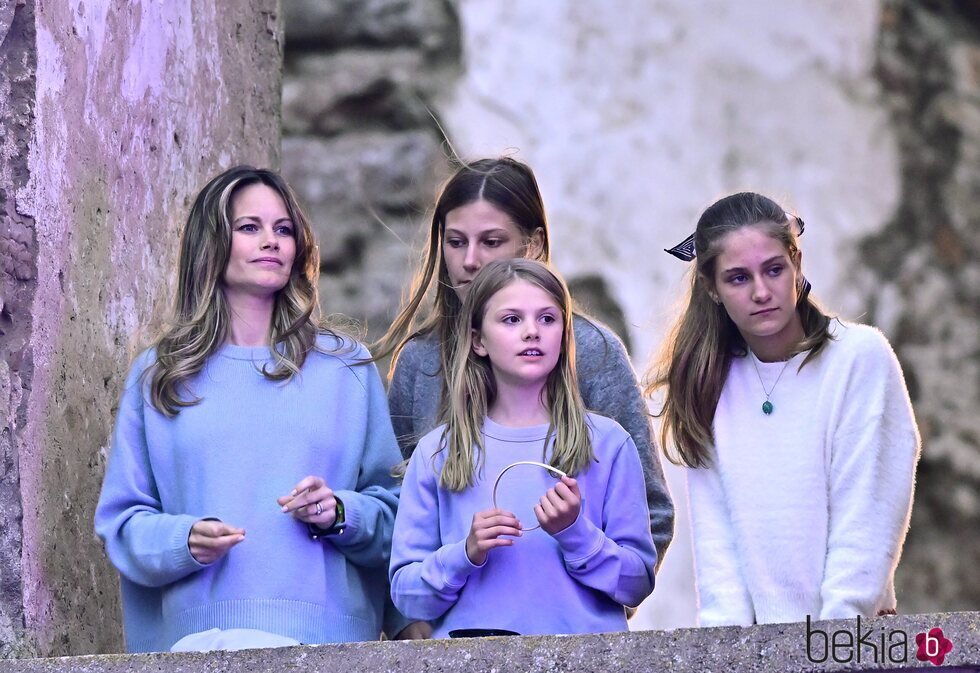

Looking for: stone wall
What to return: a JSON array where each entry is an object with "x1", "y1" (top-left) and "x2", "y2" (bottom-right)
[
  {"x1": 2, "y1": 612, "x2": 979, "y2": 672},
  {"x1": 0, "y1": 0, "x2": 283, "y2": 657},
  {"x1": 870, "y1": 0, "x2": 980, "y2": 613},
  {"x1": 280, "y1": 0, "x2": 460, "y2": 343}
]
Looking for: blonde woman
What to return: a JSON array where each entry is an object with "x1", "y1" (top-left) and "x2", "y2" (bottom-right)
[
  {"x1": 390, "y1": 260, "x2": 656, "y2": 637},
  {"x1": 95, "y1": 166, "x2": 403, "y2": 651}
]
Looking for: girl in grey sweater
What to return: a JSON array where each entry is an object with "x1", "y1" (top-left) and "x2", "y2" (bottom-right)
[{"x1": 374, "y1": 157, "x2": 674, "y2": 564}]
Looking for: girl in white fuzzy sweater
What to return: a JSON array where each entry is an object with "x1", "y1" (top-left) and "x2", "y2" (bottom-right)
[{"x1": 648, "y1": 192, "x2": 920, "y2": 626}]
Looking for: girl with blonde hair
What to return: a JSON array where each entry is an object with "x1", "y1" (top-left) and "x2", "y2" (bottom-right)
[
  {"x1": 390, "y1": 259, "x2": 656, "y2": 637},
  {"x1": 376, "y1": 157, "x2": 674, "y2": 561}
]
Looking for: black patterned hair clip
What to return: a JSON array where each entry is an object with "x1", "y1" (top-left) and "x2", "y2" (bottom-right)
[{"x1": 664, "y1": 233, "x2": 696, "y2": 261}]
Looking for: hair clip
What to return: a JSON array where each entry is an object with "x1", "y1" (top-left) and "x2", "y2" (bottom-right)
[
  {"x1": 664, "y1": 233, "x2": 696, "y2": 261},
  {"x1": 664, "y1": 212, "x2": 805, "y2": 262}
]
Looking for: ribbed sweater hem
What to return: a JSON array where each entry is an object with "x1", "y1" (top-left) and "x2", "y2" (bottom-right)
[{"x1": 169, "y1": 599, "x2": 377, "y2": 646}]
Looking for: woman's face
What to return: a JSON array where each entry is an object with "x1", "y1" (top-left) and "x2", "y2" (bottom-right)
[
  {"x1": 442, "y1": 200, "x2": 543, "y2": 299},
  {"x1": 711, "y1": 224, "x2": 804, "y2": 361},
  {"x1": 223, "y1": 183, "x2": 297, "y2": 301}
]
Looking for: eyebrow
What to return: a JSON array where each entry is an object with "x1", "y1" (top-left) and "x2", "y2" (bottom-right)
[
  {"x1": 232, "y1": 215, "x2": 294, "y2": 225},
  {"x1": 444, "y1": 227, "x2": 511, "y2": 237},
  {"x1": 494, "y1": 306, "x2": 560, "y2": 314},
  {"x1": 721, "y1": 255, "x2": 786, "y2": 274}
]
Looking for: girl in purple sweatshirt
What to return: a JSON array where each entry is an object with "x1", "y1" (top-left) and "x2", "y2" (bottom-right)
[{"x1": 390, "y1": 259, "x2": 656, "y2": 637}]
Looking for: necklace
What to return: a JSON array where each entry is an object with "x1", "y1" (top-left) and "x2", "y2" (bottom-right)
[{"x1": 750, "y1": 353, "x2": 793, "y2": 415}]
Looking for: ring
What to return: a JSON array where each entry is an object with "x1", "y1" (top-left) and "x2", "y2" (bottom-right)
[{"x1": 315, "y1": 502, "x2": 323, "y2": 516}]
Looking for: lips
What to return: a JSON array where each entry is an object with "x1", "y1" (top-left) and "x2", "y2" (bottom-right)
[
  {"x1": 751, "y1": 307, "x2": 778, "y2": 316},
  {"x1": 252, "y1": 257, "x2": 283, "y2": 265},
  {"x1": 519, "y1": 348, "x2": 543, "y2": 356}
]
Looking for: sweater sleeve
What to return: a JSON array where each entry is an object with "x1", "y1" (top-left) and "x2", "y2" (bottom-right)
[
  {"x1": 551, "y1": 434, "x2": 657, "y2": 607},
  {"x1": 687, "y1": 464, "x2": 755, "y2": 626},
  {"x1": 574, "y1": 318, "x2": 675, "y2": 566},
  {"x1": 328, "y1": 358, "x2": 403, "y2": 568},
  {"x1": 389, "y1": 438, "x2": 481, "y2": 621},
  {"x1": 94, "y1": 356, "x2": 209, "y2": 588},
  {"x1": 819, "y1": 330, "x2": 920, "y2": 619},
  {"x1": 388, "y1": 340, "x2": 421, "y2": 461}
]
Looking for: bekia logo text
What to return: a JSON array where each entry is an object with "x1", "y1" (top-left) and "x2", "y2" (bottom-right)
[{"x1": 805, "y1": 616, "x2": 954, "y2": 666}]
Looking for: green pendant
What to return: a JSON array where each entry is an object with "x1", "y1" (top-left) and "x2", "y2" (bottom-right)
[{"x1": 762, "y1": 400, "x2": 774, "y2": 415}]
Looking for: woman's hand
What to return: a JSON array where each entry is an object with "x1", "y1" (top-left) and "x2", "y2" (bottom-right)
[
  {"x1": 465, "y1": 508, "x2": 522, "y2": 566},
  {"x1": 278, "y1": 475, "x2": 337, "y2": 529},
  {"x1": 535, "y1": 476, "x2": 581, "y2": 536},
  {"x1": 188, "y1": 520, "x2": 245, "y2": 564}
]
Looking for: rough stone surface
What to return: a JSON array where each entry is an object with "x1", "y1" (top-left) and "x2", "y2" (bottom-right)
[
  {"x1": 0, "y1": 0, "x2": 38, "y2": 659},
  {"x1": 0, "y1": 0, "x2": 283, "y2": 657},
  {"x1": 283, "y1": 0, "x2": 460, "y2": 55},
  {"x1": 281, "y1": 0, "x2": 460, "y2": 342},
  {"x1": 869, "y1": 0, "x2": 980, "y2": 613},
  {"x1": 1, "y1": 613, "x2": 979, "y2": 671}
]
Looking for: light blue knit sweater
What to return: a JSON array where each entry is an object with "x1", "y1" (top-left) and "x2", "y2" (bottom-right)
[{"x1": 95, "y1": 335, "x2": 402, "y2": 652}]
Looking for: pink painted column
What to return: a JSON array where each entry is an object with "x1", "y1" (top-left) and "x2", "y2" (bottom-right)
[{"x1": 0, "y1": 0, "x2": 282, "y2": 656}]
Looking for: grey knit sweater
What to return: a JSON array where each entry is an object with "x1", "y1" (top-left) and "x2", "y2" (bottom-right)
[{"x1": 387, "y1": 314, "x2": 675, "y2": 564}]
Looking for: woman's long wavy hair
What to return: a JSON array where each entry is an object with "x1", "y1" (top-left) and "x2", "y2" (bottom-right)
[
  {"x1": 372, "y1": 157, "x2": 550, "y2": 384},
  {"x1": 437, "y1": 259, "x2": 594, "y2": 492},
  {"x1": 147, "y1": 166, "x2": 323, "y2": 416},
  {"x1": 646, "y1": 192, "x2": 832, "y2": 468}
]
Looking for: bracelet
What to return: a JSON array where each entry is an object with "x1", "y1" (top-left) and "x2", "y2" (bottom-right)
[{"x1": 308, "y1": 496, "x2": 346, "y2": 539}]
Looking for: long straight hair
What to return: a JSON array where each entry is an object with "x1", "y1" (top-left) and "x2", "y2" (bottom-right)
[
  {"x1": 148, "y1": 166, "x2": 327, "y2": 416},
  {"x1": 646, "y1": 192, "x2": 832, "y2": 468},
  {"x1": 372, "y1": 157, "x2": 550, "y2": 383},
  {"x1": 438, "y1": 259, "x2": 593, "y2": 492}
]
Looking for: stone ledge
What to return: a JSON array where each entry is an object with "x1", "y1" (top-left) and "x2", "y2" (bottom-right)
[{"x1": 3, "y1": 612, "x2": 978, "y2": 672}]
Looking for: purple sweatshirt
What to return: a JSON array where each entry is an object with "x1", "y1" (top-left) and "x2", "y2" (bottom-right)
[{"x1": 389, "y1": 413, "x2": 656, "y2": 637}]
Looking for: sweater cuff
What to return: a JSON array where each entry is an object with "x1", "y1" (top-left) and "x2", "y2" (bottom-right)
[
  {"x1": 174, "y1": 515, "x2": 213, "y2": 573},
  {"x1": 437, "y1": 539, "x2": 484, "y2": 589},
  {"x1": 552, "y1": 510, "x2": 604, "y2": 563}
]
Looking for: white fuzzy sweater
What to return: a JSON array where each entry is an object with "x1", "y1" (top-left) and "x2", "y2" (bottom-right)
[{"x1": 688, "y1": 321, "x2": 920, "y2": 626}]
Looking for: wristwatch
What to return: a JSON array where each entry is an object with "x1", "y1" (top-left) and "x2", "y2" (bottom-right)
[{"x1": 308, "y1": 497, "x2": 346, "y2": 539}]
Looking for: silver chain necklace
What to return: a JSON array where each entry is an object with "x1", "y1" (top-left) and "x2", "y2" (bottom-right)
[{"x1": 750, "y1": 354, "x2": 793, "y2": 415}]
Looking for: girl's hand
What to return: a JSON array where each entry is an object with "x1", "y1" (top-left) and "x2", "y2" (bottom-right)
[
  {"x1": 465, "y1": 508, "x2": 522, "y2": 566},
  {"x1": 188, "y1": 519, "x2": 245, "y2": 564},
  {"x1": 277, "y1": 475, "x2": 337, "y2": 529},
  {"x1": 535, "y1": 476, "x2": 581, "y2": 536}
]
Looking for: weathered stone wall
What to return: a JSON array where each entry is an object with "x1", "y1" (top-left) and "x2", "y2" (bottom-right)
[
  {"x1": 1, "y1": 612, "x2": 979, "y2": 673},
  {"x1": 280, "y1": 0, "x2": 460, "y2": 342},
  {"x1": 0, "y1": 0, "x2": 283, "y2": 657},
  {"x1": 870, "y1": 0, "x2": 980, "y2": 613},
  {"x1": 0, "y1": 0, "x2": 38, "y2": 659}
]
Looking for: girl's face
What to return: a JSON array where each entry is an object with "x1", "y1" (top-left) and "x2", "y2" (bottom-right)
[
  {"x1": 710, "y1": 224, "x2": 805, "y2": 361},
  {"x1": 472, "y1": 279, "x2": 563, "y2": 389},
  {"x1": 223, "y1": 183, "x2": 296, "y2": 301},
  {"x1": 443, "y1": 200, "x2": 543, "y2": 299}
]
